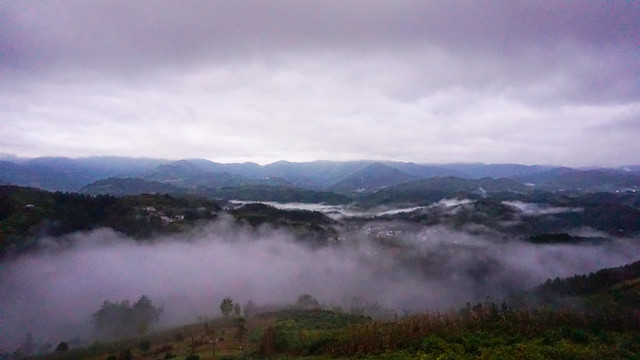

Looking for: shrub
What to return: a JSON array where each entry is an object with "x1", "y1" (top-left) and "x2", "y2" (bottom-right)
[
  {"x1": 118, "y1": 349, "x2": 132, "y2": 360},
  {"x1": 139, "y1": 339, "x2": 151, "y2": 351},
  {"x1": 55, "y1": 342, "x2": 69, "y2": 353},
  {"x1": 570, "y1": 329, "x2": 589, "y2": 344}
]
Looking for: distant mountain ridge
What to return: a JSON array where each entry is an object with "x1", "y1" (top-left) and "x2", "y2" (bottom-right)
[
  {"x1": 327, "y1": 162, "x2": 418, "y2": 196},
  {"x1": 0, "y1": 157, "x2": 168, "y2": 191},
  {"x1": 359, "y1": 176, "x2": 531, "y2": 207},
  {"x1": 2, "y1": 157, "x2": 639, "y2": 196},
  {"x1": 535, "y1": 170, "x2": 640, "y2": 192},
  {"x1": 80, "y1": 178, "x2": 184, "y2": 196}
]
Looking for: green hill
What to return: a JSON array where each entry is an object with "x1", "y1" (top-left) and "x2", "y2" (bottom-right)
[
  {"x1": 23, "y1": 261, "x2": 640, "y2": 360},
  {"x1": 0, "y1": 186, "x2": 221, "y2": 256},
  {"x1": 359, "y1": 176, "x2": 529, "y2": 207},
  {"x1": 79, "y1": 177, "x2": 183, "y2": 196}
]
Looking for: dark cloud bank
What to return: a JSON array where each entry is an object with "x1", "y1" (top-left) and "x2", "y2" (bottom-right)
[{"x1": 1, "y1": 218, "x2": 639, "y2": 351}]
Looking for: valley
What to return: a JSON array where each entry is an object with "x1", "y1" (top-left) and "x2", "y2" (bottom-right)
[{"x1": 1, "y1": 158, "x2": 640, "y2": 359}]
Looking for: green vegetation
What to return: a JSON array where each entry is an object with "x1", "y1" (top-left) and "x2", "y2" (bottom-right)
[
  {"x1": 230, "y1": 203, "x2": 332, "y2": 226},
  {"x1": 81, "y1": 178, "x2": 353, "y2": 205},
  {"x1": 10, "y1": 260, "x2": 639, "y2": 360},
  {"x1": 255, "y1": 309, "x2": 370, "y2": 357},
  {"x1": 0, "y1": 186, "x2": 221, "y2": 256},
  {"x1": 220, "y1": 297, "x2": 234, "y2": 319},
  {"x1": 323, "y1": 305, "x2": 639, "y2": 359},
  {"x1": 79, "y1": 177, "x2": 183, "y2": 196},
  {"x1": 532, "y1": 260, "x2": 640, "y2": 314},
  {"x1": 230, "y1": 203, "x2": 339, "y2": 246},
  {"x1": 93, "y1": 295, "x2": 163, "y2": 340},
  {"x1": 359, "y1": 177, "x2": 530, "y2": 207},
  {"x1": 527, "y1": 233, "x2": 593, "y2": 244},
  {"x1": 0, "y1": 185, "x2": 349, "y2": 256},
  {"x1": 24, "y1": 302, "x2": 638, "y2": 360},
  {"x1": 3, "y1": 177, "x2": 640, "y2": 359}
]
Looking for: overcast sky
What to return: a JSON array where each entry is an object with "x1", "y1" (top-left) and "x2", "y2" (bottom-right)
[{"x1": 1, "y1": 1, "x2": 639, "y2": 166}]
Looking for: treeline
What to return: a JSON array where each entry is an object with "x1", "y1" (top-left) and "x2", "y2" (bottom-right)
[
  {"x1": 0, "y1": 186, "x2": 220, "y2": 255},
  {"x1": 93, "y1": 295, "x2": 163, "y2": 340},
  {"x1": 0, "y1": 185, "x2": 347, "y2": 257},
  {"x1": 532, "y1": 260, "x2": 640, "y2": 316},
  {"x1": 536, "y1": 260, "x2": 640, "y2": 297},
  {"x1": 229, "y1": 202, "x2": 339, "y2": 246}
]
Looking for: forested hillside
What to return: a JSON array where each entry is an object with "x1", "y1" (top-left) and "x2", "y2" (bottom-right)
[{"x1": 0, "y1": 186, "x2": 220, "y2": 255}]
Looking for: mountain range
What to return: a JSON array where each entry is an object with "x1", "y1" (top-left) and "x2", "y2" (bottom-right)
[{"x1": 1, "y1": 157, "x2": 639, "y2": 201}]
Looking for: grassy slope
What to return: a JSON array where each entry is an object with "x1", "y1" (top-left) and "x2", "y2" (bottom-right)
[{"x1": 36, "y1": 301, "x2": 639, "y2": 360}]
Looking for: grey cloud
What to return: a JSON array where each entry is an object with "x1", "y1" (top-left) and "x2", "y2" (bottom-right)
[
  {"x1": 6, "y1": 2, "x2": 637, "y2": 55},
  {"x1": 3, "y1": 2, "x2": 638, "y2": 82},
  {"x1": 0, "y1": 1, "x2": 638, "y2": 165}
]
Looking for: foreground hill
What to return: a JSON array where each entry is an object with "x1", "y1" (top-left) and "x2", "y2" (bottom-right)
[
  {"x1": 12, "y1": 260, "x2": 640, "y2": 360},
  {"x1": 532, "y1": 260, "x2": 640, "y2": 313}
]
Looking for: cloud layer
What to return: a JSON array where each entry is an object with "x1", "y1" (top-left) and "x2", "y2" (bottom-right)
[
  {"x1": 1, "y1": 1, "x2": 639, "y2": 165},
  {"x1": 2, "y1": 220, "x2": 639, "y2": 351}
]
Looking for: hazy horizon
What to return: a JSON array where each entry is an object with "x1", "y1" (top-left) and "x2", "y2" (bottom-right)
[{"x1": 2, "y1": 153, "x2": 639, "y2": 169}]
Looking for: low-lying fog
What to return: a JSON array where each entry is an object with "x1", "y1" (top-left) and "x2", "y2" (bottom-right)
[
  {"x1": 229, "y1": 198, "x2": 472, "y2": 219},
  {"x1": 1, "y1": 211, "x2": 639, "y2": 352}
]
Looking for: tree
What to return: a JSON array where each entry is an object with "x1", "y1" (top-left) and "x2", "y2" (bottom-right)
[
  {"x1": 233, "y1": 302, "x2": 242, "y2": 317},
  {"x1": 220, "y1": 297, "x2": 233, "y2": 318},
  {"x1": 93, "y1": 295, "x2": 162, "y2": 340},
  {"x1": 258, "y1": 326, "x2": 277, "y2": 357},
  {"x1": 296, "y1": 294, "x2": 319, "y2": 309},
  {"x1": 234, "y1": 316, "x2": 247, "y2": 341},
  {"x1": 55, "y1": 342, "x2": 68, "y2": 353},
  {"x1": 118, "y1": 349, "x2": 133, "y2": 360},
  {"x1": 132, "y1": 295, "x2": 163, "y2": 335}
]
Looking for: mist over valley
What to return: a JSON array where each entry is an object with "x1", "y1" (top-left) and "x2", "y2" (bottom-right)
[
  {"x1": 1, "y1": 158, "x2": 640, "y2": 355},
  {"x1": 3, "y1": 1, "x2": 640, "y2": 357}
]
